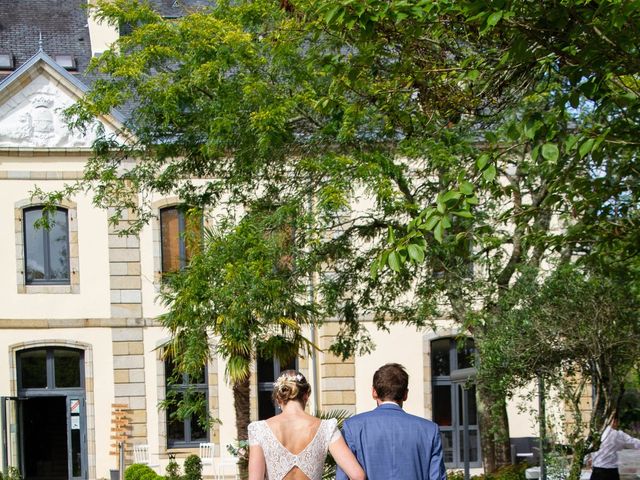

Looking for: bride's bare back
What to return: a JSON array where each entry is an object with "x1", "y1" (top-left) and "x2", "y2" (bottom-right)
[
  {"x1": 247, "y1": 371, "x2": 364, "y2": 480},
  {"x1": 266, "y1": 413, "x2": 322, "y2": 479}
]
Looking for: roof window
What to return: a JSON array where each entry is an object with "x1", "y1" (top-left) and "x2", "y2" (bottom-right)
[
  {"x1": 54, "y1": 55, "x2": 76, "y2": 71},
  {"x1": 0, "y1": 54, "x2": 14, "y2": 70}
]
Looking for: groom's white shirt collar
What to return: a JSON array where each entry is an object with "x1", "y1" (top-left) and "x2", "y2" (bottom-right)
[{"x1": 379, "y1": 401, "x2": 401, "y2": 406}]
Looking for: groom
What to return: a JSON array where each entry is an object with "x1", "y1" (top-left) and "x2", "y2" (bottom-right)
[{"x1": 336, "y1": 363, "x2": 447, "y2": 480}]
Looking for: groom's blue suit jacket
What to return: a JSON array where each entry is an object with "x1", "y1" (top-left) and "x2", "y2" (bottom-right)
[{"x1": 336, "y1": 403, "x2": 447, "y2": 480}]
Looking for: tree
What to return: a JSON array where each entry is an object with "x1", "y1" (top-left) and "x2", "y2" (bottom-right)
[
  {"x1": 159, "y1": 200, "x2": 318, "y2": 477},
  {"x1": 478, "y1": 263, "x2": 640, "y2": 480},
  {"x1": 45, "y1": 0, "x2": 640, "y2": 471}
]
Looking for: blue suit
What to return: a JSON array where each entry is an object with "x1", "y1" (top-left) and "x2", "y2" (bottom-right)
[{"x1": 336, "y1": 403, "x2": 447, "y2": 480}]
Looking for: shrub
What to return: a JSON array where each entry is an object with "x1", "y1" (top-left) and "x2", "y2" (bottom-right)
[
  {"x1": 184, "y1": 454, "x2": 202, "y2": 480},
  {"x1": 473, "y1": 463, "x2": 528, "y2": 480},
  {"x1": 124, "y1": 464, "x2": 156, "y2": 480},
  {"x1": 448, "y1": 470, "x2": 466, "y2": 480},
  {"x1": 0, "y1": 467, "x2": 22, "y2": 480},
  {"x1": 165, "y1": 458, "x2": 181, "y2": 480},
  {"x1": 139, "y1": 471, "x2": 160, "y2": 480}
]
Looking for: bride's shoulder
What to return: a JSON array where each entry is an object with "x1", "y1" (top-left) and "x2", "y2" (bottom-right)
[
  {"x1": 321, "y1": 418, "x2": 338, "y2": 428},
  {"x1": 248, "y1": 420, "x2": 266, "y2": 434}
]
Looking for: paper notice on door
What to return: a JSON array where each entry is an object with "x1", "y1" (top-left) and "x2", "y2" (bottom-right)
[{"x1": 71, "y1": 416, "x2": 80, "y2": 430}]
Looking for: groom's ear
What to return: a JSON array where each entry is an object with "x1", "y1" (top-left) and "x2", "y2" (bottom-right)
[
  {"x1": 372, "y1": 387, "x2": 379, "y2": 401},
  {"x1": 403, "y1": 390, "x2": 408, "y2": 402}
]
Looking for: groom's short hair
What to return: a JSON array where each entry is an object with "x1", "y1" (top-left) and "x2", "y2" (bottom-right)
[{"x1": 373, "y1": 363, "x2": 409, "y2": 402}]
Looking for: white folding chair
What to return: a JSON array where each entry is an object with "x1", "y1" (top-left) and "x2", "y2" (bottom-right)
[
  {"x1": 132, "y1": 444, "x2": 159, "y2": 470},
  {"x1": 199, "y1": 443, "x2": 216, "y2": 476},
  {"x1": 216, "y1": 457, "x2": 239, "y2": 480}
]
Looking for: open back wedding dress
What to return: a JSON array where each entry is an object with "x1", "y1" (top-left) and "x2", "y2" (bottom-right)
[{"x1": 248, "y1": 418, "x2": 341, "y2": 480}]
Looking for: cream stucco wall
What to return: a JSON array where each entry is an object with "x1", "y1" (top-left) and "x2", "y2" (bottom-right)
[
  {"x1": 354, "y1": 323, "x2": 427, "y2": 417},
  {"x1": 142, "y1": 327, "x2": 166, "y2": 461},
  {"x1": 86, "y1": 2, "x2": 119, "y2": 57},
  {"x1": 506, "y1": 384, "x2": 540, "y2": 438},
  {"x1": 138, "y1": 220, "x2": 161, "y2": 319},
  {"x1": 0, "y1": 178, "x2": 111, "y2": 319},
  {"x1": 216, "y1": 356, "x2": 239, "y2": 456}
]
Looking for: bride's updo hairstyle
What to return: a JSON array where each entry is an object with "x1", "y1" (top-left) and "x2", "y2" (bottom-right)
[{"x1": 272, "y1": 370, "x2": 311, "y2": 406}]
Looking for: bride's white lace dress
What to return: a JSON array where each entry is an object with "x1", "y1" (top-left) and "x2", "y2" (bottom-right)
[{"x1": 248, "y1": 418, "x2": 341, "y2": 480}]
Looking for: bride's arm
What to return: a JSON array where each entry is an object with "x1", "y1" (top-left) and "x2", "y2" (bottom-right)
[
  {"x1": 329, "y1": 436, "x2": 366, "y2": 480},
  {"x1": 248, "y1": 444, "x2": 266, "y2": 480}
]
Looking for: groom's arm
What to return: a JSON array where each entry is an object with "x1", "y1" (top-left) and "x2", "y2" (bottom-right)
[
  {"x1": 429, "y1": 425, "x2": 447, "y2": 480},
  {"x1": 336, "y1": 421, "x2": 355, "y2": 480}
]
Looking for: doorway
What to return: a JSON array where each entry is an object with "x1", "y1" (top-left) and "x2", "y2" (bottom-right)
[
  {"x1": 3, "y1": 347, "x2": 88, "y2": 480},
  {"x1": 23, "y1": 397, "x2": 68, "y2": 480}
]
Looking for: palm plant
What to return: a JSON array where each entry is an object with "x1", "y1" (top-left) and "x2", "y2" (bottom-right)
[{"x1": 159, "y1": 200, "x2": 319, "y2": 477}]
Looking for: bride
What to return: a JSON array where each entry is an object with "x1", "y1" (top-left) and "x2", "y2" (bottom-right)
[{"x1": 248, "y1": 370, "x2": 366, "y2": 480}]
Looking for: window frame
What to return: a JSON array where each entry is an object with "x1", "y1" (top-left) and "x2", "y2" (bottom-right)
[
  {"x1": 17, "y1": 347, "x2": 85, "y2": 393},
  {"x1": 159, "y1": 205, "x2": 202, "y2": 275},
  {"x1": 431, "y1": 337, "x2": 481, "y2": 469},
  {"x1": 164, "y1": 357, "x2": 209, "y2": 448},
  {"x1": 257, "y1": 356, "x2": 298, "y2": 420},
  {"x1": 23, "y1": 206, "x2": 71, "y2": 285}
]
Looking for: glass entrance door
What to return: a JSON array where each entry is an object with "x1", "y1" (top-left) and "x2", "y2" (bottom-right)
[
  {"x1": 15, "y1": 348, "x2": 87, "y2": 480},
  {"x1": 1, "y1": 397, "x2": 23, "y2": 476},
  {"x1": 66, "y1": 397, "x2": 84, "y2": 480}
]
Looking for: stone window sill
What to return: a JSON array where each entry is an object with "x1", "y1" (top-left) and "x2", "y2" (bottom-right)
[{"x1": 18, "y1": 284, "x2": 80, "y2": 294}]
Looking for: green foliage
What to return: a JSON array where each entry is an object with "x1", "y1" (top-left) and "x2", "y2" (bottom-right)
[
  {"x1": 226, "y1": 439, "x2": 249, "y2": 473},
  {"x1": 139, "y1": 472, "x2": 160, "y2": 480},
  {"x1": 447, "y1": 463, "x2": 527, "y2": 480},
  {"x1": 159, "y1": 201, "x2": 318, "y2": 384},
  {"x1": 52, "y1": 0, "x2": 640, "y2": 471},
  {"x1": 620, "y1": 370, "x2": 640, "y2": 436},
  {"x1": 158, "y1": 201, "x2": 320, "y2": 471},
  {"x1": 164, "y1": 457, "x2": 181, "y2": 480},
  {"x1": 0, "y1": 467, "x2": 22, "y2": 480},
  {"x1": 478, "y1": 263, "x2": 640, "y2": 479},
  {"x1": 124, "y1": 464, "x2": 157, "y2": 480},
  {"x1": 183, "y1": 454, "x2": 202, "y2": 480},
  {"x1": 473, "y1": 463, "x2": 528, "y2": 480}
]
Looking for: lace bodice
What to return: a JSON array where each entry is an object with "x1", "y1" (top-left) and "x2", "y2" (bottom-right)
[{"x1": 248, "y1": 418, "x2": 341, "y2": 480}]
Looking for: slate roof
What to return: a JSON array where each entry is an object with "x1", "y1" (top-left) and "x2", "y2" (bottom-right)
[
  {"x1": 0, "y1": 0, "x2": 212, "y2": 83},
  {"x1": 0, "y1": 0, "x2": 93, "y2": 82},
  {"x1": 0, "y1": 0, "x2": 212, "y2": 122}
]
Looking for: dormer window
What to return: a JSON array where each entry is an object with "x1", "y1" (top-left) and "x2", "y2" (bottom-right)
[
  {"x1": 54, "y1": 55, "x2": 76, "y2": 71},
  {"x1": 0, "y1": 53, "x2": 14, "y2": 70}
]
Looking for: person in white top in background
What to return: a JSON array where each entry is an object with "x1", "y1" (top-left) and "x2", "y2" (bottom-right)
[{"x1": 589, "y1": 418, "x2": 640, "y2": 480}]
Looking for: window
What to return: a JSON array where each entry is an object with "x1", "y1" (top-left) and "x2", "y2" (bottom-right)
[
  {"x1": 257, "y1": 356, "x2": 297, "y2": 420},
  {"x1": 160, "y1": 206, "x2": 202, "y2": 274},
  {"x1": 23, "y1": 207, "x2": 70, "y2": 284},
  {"x1": 17, "y1": 347, "x2": 83, "y2": 390},
  {"x1": 431, "y1": 337, "x2": 480, "y2": 468},
  {"x1": 165, "y1": 357, "x2": 208, "y2": 447}
]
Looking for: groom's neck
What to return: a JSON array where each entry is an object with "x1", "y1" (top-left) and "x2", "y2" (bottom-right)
[{"x1": 377, "y1": 399, "x2": 403, "y2": 408}]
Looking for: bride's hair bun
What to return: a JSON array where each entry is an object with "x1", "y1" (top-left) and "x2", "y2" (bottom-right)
[{"x1": 272, "y1": 370, "x2": 311, "y2": 406}]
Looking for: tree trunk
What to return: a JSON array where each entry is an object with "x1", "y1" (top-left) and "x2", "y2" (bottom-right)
[
  {"x1": 477, "y1": 383, "x2": 512, "y2": 472},
  {"x1": 233, "y1": 375, "x2": 251, "y2": 479},
  {"x1": 568, "y1": 440, "x2": 586, "y2": 480}
]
